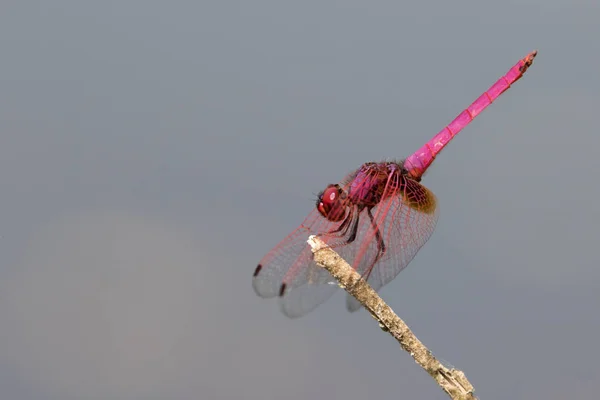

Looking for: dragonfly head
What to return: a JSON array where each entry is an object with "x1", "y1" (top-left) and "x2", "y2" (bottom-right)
[{"x1": 316, "y1": 184, "x2": 347, "y2": 222}]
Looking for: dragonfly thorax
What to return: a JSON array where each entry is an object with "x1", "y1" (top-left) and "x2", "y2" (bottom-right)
[
  {"x1": 317, "y1": 163, "x2": 405, "y2": 222},
  {"x1": 347, "y1": 162, "x2": 403, "y2": 207}
]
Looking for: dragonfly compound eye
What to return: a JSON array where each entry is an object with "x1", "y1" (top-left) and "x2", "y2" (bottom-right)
[{"x1": 317, "y1": 185, "x2": 346, "y2": 221}]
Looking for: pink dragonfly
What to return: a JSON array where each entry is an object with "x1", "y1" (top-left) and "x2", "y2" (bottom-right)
[{"x1": 254, "y1": 51, "x2": 537, "y2": 318}]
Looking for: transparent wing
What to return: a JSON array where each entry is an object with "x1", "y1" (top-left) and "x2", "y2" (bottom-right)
[
  {"x1": 252, "y1": 208, "x2": 339, "y2": 300},
  {"x1": 346, "y1": 178, "x2": 439, "y2": 312},
  {"x1": 252, "y1": 203, "x2": 379, "y2": 318},
  {"x1": 279, "y1": 276, "x2": 339, "y2": 318},
  {"x1": 253, "y1": 168, "x2": 381, "y2": 317}
]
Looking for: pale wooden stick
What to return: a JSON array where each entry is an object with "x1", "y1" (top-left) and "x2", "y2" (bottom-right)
[{"x1": 307, "y1": 235, "x2": 477, "y2": 400}]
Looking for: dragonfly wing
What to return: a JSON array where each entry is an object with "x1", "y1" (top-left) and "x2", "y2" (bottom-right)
[
  {"x1": 254, "y1": 218, "x2": 340, "y2": 318},
  {"x1": 274, "y1": 204, "x2": 390, "y2": 317},
  {"x1": 253, "y1": 208, "x2": 337, "y2": 299},
  {"x1": 279, "y1": 266, "x2": 339, "y2": 318},
  {"x1": 346, "y1": 178, "x2": 439, "y2": 312},
  {"x1": 346, "y1": 292, "x2": 362, "y2": 313}
]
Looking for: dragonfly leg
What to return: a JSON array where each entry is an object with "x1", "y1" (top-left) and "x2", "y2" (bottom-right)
[
  {"x1": 369, "y1": 208, "x2": 386, "y2": 259},
  {"x1": 363, "y1": 208, "x2": 386, "y2": 281},
  {"x1": 324, "y1": 206, "x2": 355, "y2": 238},
  {"x1": 346, "y1": 209, "x2": 361, "y2": 244},
  {"x1": 320, "y1": 207, "x2": 359, "y2": 245}
]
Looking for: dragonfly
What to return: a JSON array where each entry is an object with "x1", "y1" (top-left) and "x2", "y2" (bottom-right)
[{"x1": 253, "y1": 51, "x2": 537, "y2": 318}]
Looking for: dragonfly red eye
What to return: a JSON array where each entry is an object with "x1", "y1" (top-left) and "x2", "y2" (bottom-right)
[{"x1": 317, "y1": 185, "x2": 346, "y2": 221}]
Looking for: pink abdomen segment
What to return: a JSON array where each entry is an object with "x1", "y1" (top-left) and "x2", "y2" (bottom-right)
[{"x1": 404, "y1": 50, "x2": 537, "y2": 179}]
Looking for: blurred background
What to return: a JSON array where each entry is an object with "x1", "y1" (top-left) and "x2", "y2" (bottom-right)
[{"x1": 0, "y1": 1, "x2": 598, "y2": 399}]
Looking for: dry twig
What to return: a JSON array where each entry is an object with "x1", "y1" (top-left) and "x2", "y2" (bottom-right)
[{"x1": 308, "y1": 235, "x2": 477, "y2": 400}]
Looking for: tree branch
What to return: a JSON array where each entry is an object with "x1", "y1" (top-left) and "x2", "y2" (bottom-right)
[{"x1": 307, "y1": 235, "x2": 477, "y2": 400}]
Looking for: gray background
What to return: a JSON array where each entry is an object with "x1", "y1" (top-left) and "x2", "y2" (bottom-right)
[{"x1": 1, "y1": 1, "x2": 598, "y2": 399}]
